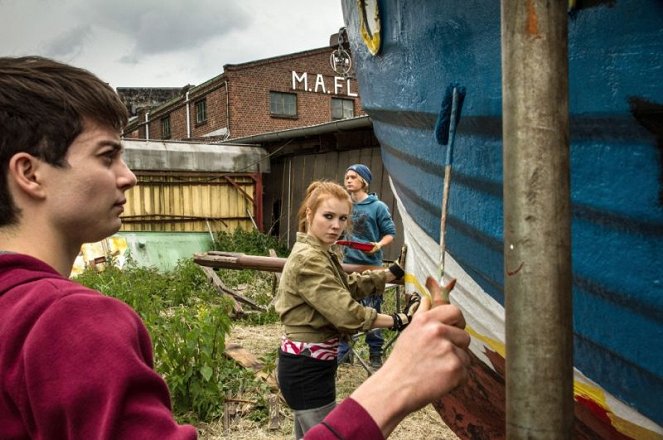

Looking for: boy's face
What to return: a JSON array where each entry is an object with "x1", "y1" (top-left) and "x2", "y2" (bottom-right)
[
  {"x1": 344, "y1": 170, "x2": 366, "y2": 194},
  {"x1": 40, "y1": 119, "x2": 137, "y2": 245}
]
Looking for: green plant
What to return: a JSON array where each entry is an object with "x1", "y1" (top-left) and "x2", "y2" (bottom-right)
[
  {"x1": 258, "y1": 348, "x2": 278, "y2": 374},
  {"x1": 155, "y1": 302, "x2": 230, "y2": 420},
  {"x1": 74, "y1": 230, "x2": 289, "y2": 424},
  {"x1": 213, "y1": 229, "x2": 289, "y2": 257},
  {"x1": 75, "y1": 259, "x2": 241, "y2": 421}
]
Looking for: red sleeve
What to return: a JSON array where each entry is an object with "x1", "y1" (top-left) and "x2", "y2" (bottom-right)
[
  {"x1": 304, "y1": 398, "x2": 384, "y2": 440},
  {"x1": 22, "y1": 293, "x2": 197, "y2": 440}
]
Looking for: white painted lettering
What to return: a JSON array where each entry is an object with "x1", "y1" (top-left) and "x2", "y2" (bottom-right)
[
  {"x1": 291, "y1": 71, "x2": 358, "y2": 97},
  {"x1": 347, "y1": 79, "x2": 358, "y2": 97},
  {"x1": 334, "y1": 76, "x2": 344, "y2": 95},
  {"x1": 314, "y1": 74, "x2": 326, "y2": 93},
  {"x1": 292, "y1": 71, "x2": 308, "y2": 91}
]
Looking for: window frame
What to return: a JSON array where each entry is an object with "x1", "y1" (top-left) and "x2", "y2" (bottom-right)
[
  {"x1": 331, "y1": 97, "x2": 355, "y2": 120},
  {"x1": 269, "y1": 91, "x2": 298, "y2": 118},
  {"x1": 195, "y1": 99, "x2": 207, "y2": 125},
  {"x1": 160, "y1": 115, "x2": 171, "y2": 139}
]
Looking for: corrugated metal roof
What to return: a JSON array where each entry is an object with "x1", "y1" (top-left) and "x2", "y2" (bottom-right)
[
  {"x1": 222, "y1": 115, "x2": 372, "y2": 145},
  {"x1": 122, "y1": 139, "x2": 269, "y2": 173}
]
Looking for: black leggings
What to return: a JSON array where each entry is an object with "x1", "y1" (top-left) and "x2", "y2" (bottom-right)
[{"x1": 277, "y1": 349, "x2": 337, "y2": 411}]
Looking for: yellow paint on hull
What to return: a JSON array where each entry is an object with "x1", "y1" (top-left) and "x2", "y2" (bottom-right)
[{"x1": 406, "y1": 266, "x2": 662, "y2": 439}]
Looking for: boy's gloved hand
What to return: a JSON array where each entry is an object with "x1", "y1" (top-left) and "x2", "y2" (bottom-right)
[{"x1": 367, "y1": 242, "x2": 382, "y2": 254}]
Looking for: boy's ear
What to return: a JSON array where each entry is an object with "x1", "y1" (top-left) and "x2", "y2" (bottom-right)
[{"x1": 7, "y1": 153, "x2": 46, "y2": 199}]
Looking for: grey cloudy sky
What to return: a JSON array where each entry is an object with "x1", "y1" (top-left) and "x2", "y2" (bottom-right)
[{"x1": 0, "y1": 0, "x2": 345, "y2": 88}]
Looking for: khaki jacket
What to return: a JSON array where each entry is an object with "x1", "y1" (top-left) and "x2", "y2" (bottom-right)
[{"x1": 275, "y1": 233, "x2": 389, "y2": 343}]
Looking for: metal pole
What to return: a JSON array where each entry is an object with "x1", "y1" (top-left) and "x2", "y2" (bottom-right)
[{"x1": 501, "y1": 1, "x2": 573, "y2": 438}]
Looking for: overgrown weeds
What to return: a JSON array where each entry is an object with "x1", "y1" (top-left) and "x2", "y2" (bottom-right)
[
  {"x1": 213, "y1": 229, "x2": 289, "y2": 257},
  {"x1": 74, "y1": 230, "x2": 289, "y2": 426}
]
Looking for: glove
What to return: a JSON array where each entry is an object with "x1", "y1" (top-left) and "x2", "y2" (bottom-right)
[
  {"x1": 390, "y1": 313, "x2": 410, "y2": 331},
  {"x1": 402, "y1": 292, "x2": 421, "y2": 317},
  {"x1": 367, "y1": 242, "x2": 382, "y2": 254},
  {"x1": 391, "y1": 293, "x2": 421, "y2": 331},
  {"x1": 387, "y1": 262, "x2": 405, "y2": 280}
]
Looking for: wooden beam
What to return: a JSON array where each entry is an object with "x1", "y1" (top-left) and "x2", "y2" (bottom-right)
[
  {"x1": 199, "y1": 265, "x2": 265, "y2": 311},
  {"x1": 194, "y1": 251, "x2": 402, "y2": 284}
]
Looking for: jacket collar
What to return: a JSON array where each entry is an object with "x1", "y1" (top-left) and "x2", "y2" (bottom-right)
[{"x1": 296, "y1": 232, "x2": 328, "y2": 251}]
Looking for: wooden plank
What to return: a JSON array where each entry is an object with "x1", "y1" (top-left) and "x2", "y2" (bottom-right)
[
  {"x1": 225, "y1": 343, "x2": 263, "y2": 370},
  {"x1": 195, "y1": 252, "x2": 403, "y2": 284},
  {"x1": 225, "y1": 343, "x2": 278, "y2": 391},
  {"x1": 267, "y1": 393, "x2": 283, "y2": 430}
]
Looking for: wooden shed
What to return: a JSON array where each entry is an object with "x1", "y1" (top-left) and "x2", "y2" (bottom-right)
[
  {"x1": 74, "y1": 140, "x2": 269, "y2": 273},
  {"x1": 121, "y1": 139, "x2": 269, "y2": 233},
  {"x1": 225, "y1": 116, "x2": 404, "y2": 263}
]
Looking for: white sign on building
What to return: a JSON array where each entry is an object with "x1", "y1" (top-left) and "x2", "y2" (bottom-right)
[{"x1": 291, "y1": 71, "x2": 358, "y2": 97}]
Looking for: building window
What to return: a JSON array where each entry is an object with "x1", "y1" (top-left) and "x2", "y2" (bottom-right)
[
  {"x1": 161, "y1": 116, "x2": 171, "y2": 139},
  {"x1": 195, "y1": 99, "x2": 207, "y2": 124},
  {"x1": 332, "y1": 98, "x2": 354, "y2": 120},
  {"x1": 270, "y1": 92, "x2": 297, "y2": 117}
]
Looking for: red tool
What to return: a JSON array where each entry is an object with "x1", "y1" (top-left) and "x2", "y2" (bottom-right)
[{"x1": 335, "y1": 240, "x2": 374, "y2": 252}]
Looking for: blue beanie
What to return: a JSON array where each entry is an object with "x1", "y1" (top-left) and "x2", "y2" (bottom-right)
[{"x1": 346, "y1": 164, "x2": 372, "y2": 185}]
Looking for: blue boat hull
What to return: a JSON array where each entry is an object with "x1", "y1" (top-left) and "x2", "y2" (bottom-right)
[{"x1": 342, "y1": 0, "x2": 663, "y2": 438}]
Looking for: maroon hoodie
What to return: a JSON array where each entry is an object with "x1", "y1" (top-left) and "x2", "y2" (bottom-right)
[
  {"x1": 0, "y1": 252, "x2": 382, "y2": 440},
  {"x1": 0, "y1": 253, "x2": 197, "y2": 439}
]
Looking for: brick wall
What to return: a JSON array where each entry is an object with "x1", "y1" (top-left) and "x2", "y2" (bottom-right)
[
  {"x1": 190, "y1": 83, "x2": 228, "y2": 140},
  {"x1": 122, "y1": 46, "x2": 364, "y2": 141},
  {"x1": 225, "y1": 48, "x2": 364, "y2": 139}
]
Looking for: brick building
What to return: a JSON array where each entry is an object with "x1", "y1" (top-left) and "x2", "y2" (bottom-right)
[
  {"x1": 117, "y1": 38, "x2": 404, "y2": 262},
  {"x1": 123, "y1": 43, "x2": 364, "y2": 142}
]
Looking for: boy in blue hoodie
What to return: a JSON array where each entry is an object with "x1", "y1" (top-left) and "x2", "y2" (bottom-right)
[{"x1": 338, "y1": 164, "x2": 397, "y2": 368}]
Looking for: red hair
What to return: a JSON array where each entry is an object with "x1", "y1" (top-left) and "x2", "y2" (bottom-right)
[{"x1": 297, "y1": 180, "x2": 352, "y2": 232}]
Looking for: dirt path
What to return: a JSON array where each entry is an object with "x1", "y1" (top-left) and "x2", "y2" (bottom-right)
[{"x1": 198, "y1": 323, "x2": 459, "y2": 440}]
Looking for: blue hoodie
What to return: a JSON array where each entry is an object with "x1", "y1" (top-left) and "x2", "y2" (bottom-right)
[{"x1": 343, "y1": 193, "x2": 397, "y2": 266}]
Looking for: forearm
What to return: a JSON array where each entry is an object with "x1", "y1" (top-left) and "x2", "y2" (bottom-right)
[
  {"x1": 347, "y1": 268, "x2": 390, "y2": 296},
  {"x1": 349, "y1": 367, "x2": 409, "y2": 437},
  {"x1": 352, "y1": 308, "x2": 470, "y2": 437},
  {"x1": 376, "y1": 235, "x2": 394, "y2": 249},
  {"x1": 372, "y1": 313, "x2": 396, "y2": 329}
]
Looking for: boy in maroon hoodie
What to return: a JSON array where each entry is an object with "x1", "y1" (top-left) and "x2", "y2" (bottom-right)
[{"x1": 0, "y1": 56, "x2": 470, "y2": 440}]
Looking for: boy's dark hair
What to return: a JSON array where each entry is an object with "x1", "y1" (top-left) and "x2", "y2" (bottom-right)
[{"x1": 0, "y1": 56, "x2": 128, "y2": 226}]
